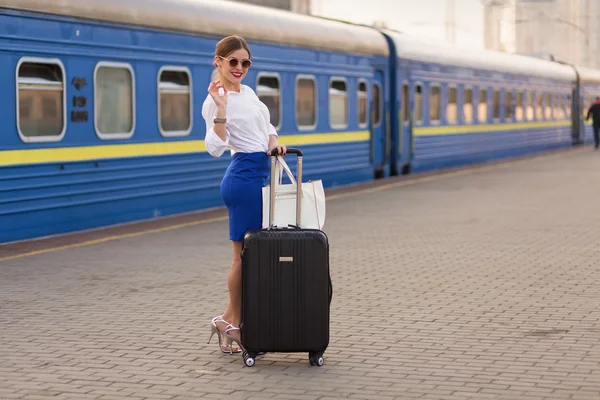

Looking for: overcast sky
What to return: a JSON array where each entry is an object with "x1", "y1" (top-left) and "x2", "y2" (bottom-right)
[{"x1": 311, "y1": 0, "x2": 485, "y2": 49}]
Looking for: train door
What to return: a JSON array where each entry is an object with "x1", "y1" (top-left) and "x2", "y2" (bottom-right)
[
  {"x1": 400, "y1": 79, "x2": 412, "y2": 174},
  {"x1": 371, "y1": 70, "x2": 385, "y2": 178},
  {"x1": 571, "y1": 83, "x2": 581, "y2": 145},
  {"x1": 398, "y1": 70, "x2": 413, "y2": 174}
]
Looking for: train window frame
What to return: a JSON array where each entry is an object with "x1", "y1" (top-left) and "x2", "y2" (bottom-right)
[
  {"x1": 256, "y1": 72, "x2": 282, "y2": 131},
  {"x1": 94, "y1": 61, "x2": 136, "y2": 140},
  {"x1": 157, "y1": 65, "x2": 192, "y2": 137},
  {"x1": 536, "y1": 91, "x2": 543, "y2": 120},
  {"x1": 515, "y1": 90, "x2": 524, "y2": 122},
  {"x1": 372, "y1": 81, "x2": 383, "y2": 128},
  {"x1": 492, "y1": 89, "x2": 501, "y2": 122},
  {"x1": 357, "y1": 78, "x2": 368, "y2": 129},
  {"x1": 16, "y1": 57, "x2": 67, "y2": 143},
  {"x1": 477, "y1": 87, "x2": 488, "y2": 124},
  {"x1": 544, "y1": 93, "x2": 552, "y2": 120},
  {"x1": 525, "y1": 90, "x2": 534, "y2": 121},
  {"x1": 414, "y1": 82, "x2": 423, "y2": 125},
  {"x1": 401, "y1": 81, "x2": 410, "y2": 126},
  {"x1": 462, "y1": 85, "x2": 473, "y2": 124},
  {"x1": 504, "y1": 88, "x2": 514, "y2": 122},
  {"x1": 295, "y1": 74, "x2": 317, "y2": 131},
  {"x1": 429, "y1": 83, "x2": 441, "y2": 125},
  {"x1": 328, "y1": 76, "x2": 348, "y2": 130},
  {"x1": 556, "y1": 93, "x2": 565, "y2": 120},
  {"x1": 446, "y1": 84, "x2": 458, "y2": 125}
]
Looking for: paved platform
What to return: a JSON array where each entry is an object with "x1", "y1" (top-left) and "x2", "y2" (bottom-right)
[{"x1": 2, "y1": 147, "x2": 600, "y2": 400}]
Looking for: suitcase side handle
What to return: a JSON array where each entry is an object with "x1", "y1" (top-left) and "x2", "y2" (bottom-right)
[{"x1": 269, "y1": 148, "x2": 302, "y2": 228}]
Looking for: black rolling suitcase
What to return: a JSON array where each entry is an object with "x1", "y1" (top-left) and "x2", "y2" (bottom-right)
[{"x1": 239, "y1": 148, "x2": 332, "y2": 367}]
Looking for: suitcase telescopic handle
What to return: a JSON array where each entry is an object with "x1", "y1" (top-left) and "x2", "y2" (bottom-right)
[
  {"x1": 269, "y1": 147, "x2": 302, "y2": 228},
  {"x1": 269, "y1": 148, "x2": 302, "y2": 157}
]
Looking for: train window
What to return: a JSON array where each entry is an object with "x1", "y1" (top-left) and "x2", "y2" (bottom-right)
[
  {"x1": 544, "y1": 93, "x2": 552, "y2": 120},
  {"x1": 16, "y1": 58, "x2": 66, "y2": 142},
  {"x1": 357, "y1": 80, "x2": 368, "y2": 127},
  {"x1": 415, "y1": 84, "x2": 423, "y2": 124},
  {"x1": 463, "y1": 88, "x2": 473, "y2": 124},
  {"x1": 526, "y1": 91, "x2": 534, "y2": 121},
  {"x1": 257, "y1": 73, "x2": 281, "y2": 129},
  {"x1": 492, "y1": 90, "x2": 500, "y2": 120},
  {"x1": 95, "y1": 62, "x2": 135, "y2": 139},
  {"x1": 504, "y1": 90, "x2": 513, "y2": 121},
  {"x1": 329, "y1": 78, "x2": 347, "y2": 128},
  {"x1": 536, "y1": 92, "x2": 543, "y2": 120},
  {"x1": 373, "y1": 83, "x2": 381, "y2": 126},
  {"x1": 429, "y1": 84, "x2": 441, "y2": 123},
  {"x1": 478, "y1": 88, "x2": 487, "y2": 123},
  {"x1": 401, "y1": 83, "x2": 409, "y2": 124},
  {"x1": 447, "y1": 86, "x2": 457, "y2": 123},
  {"x1": 158, "y1": 68, "x2": 191, "y2": 136},
  {"x1": 555, "y1": 94, "x2": 564, "y2": 119},
  {"x1": 515, "y1": 92, "x2": 523, "y2": 121},
  {"x1": 296, "y1": 76, "x2": 316, "y2": 129},
  {"x1": 566, "y1": 95, "x2": 572, "y2": 118}
]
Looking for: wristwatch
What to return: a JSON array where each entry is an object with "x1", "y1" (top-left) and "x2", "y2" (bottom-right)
[{"x1": 214, "y1": 117, "x2": 227, "y2": 124}]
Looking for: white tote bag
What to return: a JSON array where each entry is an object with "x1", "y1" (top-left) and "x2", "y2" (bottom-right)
[{"x1": 262, "y1": 156, "x2": 326, "y2": 230}]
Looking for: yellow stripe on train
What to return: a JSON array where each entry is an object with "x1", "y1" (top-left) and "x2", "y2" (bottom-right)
[
  {"x1": 0, "y1": 131, "x2": 370, "y2": 166},
  {"x1": 414, "y1": 120, "x2": 571, "y2": 136},
  {"x1": 0, "y1": 121, "x2": 573, "y2": 166}
]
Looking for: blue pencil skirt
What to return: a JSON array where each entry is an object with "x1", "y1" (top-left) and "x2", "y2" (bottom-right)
[{"x1": 220, "y1": 152, "x2": 269, "y2": 242}]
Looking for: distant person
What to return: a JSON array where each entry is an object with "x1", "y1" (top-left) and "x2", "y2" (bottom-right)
[
  {"x1": 202, "y1": 35, "x2": 286, "y2": 354},
  {"x1": 586, "y1": 97, "x2": 600, "y2": 149}
]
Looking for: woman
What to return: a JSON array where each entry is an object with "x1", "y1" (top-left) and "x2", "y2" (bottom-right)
[{"x1": 203, "y1": 35, "x2": 286, "y2": 354}]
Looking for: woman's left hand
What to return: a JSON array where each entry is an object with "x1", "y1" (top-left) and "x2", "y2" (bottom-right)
[{"x1": 268, "y1": 144, "x2": 287, "y2": 157}]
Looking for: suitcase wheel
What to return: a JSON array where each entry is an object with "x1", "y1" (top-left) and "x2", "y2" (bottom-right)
[
  {"x1": 308, "y1": 352, "x2": 324, "y2": 367},
  {"x1": 243, "y1": 351, "x2": 256, "y2": 367}
]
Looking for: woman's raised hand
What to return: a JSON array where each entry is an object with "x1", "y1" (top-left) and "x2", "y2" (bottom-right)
[{"x1": 208, "y1": 81, "x2": 228, "y2": 109}]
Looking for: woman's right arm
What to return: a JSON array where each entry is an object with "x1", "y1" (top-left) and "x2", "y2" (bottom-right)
[{"x1": 202, "y1": 82, "x2": 229, "y2": 157}]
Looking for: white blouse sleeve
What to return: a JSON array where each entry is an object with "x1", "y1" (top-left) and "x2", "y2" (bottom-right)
[
  {"x1": 260, "y1": 100, "x2": 278, "y2": 137},
  {"x1": 202, "y1": 96, "x2": 230, "y2": 158},
  {"x1": 268, "y1": 123, "x2": 278, "y2": 137}
]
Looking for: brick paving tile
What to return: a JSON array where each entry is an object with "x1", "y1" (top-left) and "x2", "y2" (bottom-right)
[{"x1": 3, "y1": 147, "x2": 600, "y2": 400}]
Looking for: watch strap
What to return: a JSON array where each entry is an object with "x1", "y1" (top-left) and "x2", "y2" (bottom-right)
[{"x1": 214, "y1": 117, "x2": 227, "y2": 124}]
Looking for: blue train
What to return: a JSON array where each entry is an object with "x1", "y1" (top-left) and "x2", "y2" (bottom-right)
[{"x1": 1, "y1": 0, "x2": 599, "y2": 244}]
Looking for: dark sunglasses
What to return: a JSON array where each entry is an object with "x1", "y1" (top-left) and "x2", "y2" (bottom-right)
[{"x1": 219, "y1": 56, "x2": 252, "y2": 69}]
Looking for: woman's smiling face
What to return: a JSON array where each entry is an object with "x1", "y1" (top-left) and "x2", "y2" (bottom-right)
[{"x1": 216, "y1": 48, "x2": 251, "y2": 87}]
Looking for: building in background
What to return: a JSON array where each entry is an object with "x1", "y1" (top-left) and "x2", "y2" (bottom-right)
[
  {"x1": 483, "y1": 0, "x2": 600, "y2": 69},
  {"x1": 226, "y1": 0, "x2": 311, "y2": 14},
  {"x1": 483, "y1": 0, "x2": 515, "y2": 52}
]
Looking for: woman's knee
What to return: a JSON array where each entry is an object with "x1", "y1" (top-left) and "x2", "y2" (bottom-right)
[{"x1": 232, "y1": 241, "x2": 243, "y2": 262}]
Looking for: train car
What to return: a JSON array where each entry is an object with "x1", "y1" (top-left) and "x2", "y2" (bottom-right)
[
  {"x1": 382, "y1": 31, "x2": 578, "y2": 174},
  {"x1": 574, "y1": 66, "x2": 600, "y2": 144},
  {"x1": 0, "y1": 0, "x2": 389, "y2": 243}
]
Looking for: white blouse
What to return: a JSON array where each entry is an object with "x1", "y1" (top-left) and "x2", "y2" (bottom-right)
[{"x1": 202, "y1": 84, "x2": 278, "y2": 157}]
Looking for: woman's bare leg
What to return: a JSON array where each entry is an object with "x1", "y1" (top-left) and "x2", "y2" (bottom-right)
[{"x1": 217, "y1": 241, "x2": 243, "y2": 343}]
